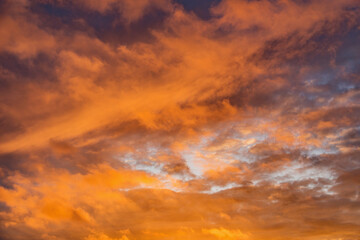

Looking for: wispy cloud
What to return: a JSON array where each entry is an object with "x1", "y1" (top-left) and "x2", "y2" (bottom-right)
[{"x1": 0, "y1": 0, "x2": 359, "y2": 239}]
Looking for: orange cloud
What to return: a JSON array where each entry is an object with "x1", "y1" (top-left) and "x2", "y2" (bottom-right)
[{"x1": 0, "y1": 0, "x2": 360, "y2": 239}]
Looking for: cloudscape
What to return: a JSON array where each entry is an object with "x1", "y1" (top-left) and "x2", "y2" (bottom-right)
[{"x1": 0, "y1": 0, "x2": 360, "y2": 239}]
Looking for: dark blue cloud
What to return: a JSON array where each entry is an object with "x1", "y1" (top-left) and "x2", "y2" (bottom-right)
[
  {"x1": 175, "y1": 0, "x2": 221, "y2": 20},
  {"x1": 29, "y1": 2, "x2": 170, "y2": 45}
]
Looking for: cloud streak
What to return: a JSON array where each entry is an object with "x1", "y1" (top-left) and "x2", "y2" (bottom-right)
[{"x1": 0, "y1": 0, "x2": 359, "y2": 239}]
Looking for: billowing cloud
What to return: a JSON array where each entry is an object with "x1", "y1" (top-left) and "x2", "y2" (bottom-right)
[{"x1": 0, "y1": 0, "x2": 359, "y2": 239}]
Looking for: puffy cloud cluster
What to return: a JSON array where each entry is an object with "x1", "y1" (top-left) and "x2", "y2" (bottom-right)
[{"x1": 0, "y1": 0, "x2": 359, "y2": 239}]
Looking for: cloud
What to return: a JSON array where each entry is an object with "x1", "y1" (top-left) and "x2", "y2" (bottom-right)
[
  {"x1": 85, "y1": 231, "x2": 129, "y2": 240},
  {"x1": 202, "y1": 228, "x2": 249, "y2": 240},
  {"x1": 0, "y1": 0, "x2": 360, "y2": 239}
]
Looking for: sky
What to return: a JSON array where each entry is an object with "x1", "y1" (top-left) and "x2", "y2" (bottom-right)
[{"x1": 0, "y1": 0, "x2": 359, "y2": 239}]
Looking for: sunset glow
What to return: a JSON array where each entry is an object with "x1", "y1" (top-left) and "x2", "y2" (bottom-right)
[{"x1": 0, "y1": 0, "x2": 360, "y2": 239}]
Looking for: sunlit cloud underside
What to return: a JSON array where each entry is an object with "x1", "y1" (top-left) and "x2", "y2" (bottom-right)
[{"x1": 0, "y1": 0, "x2": 359, "y2": 239}]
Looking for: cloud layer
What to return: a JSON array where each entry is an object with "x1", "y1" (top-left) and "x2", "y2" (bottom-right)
[{"x1": 0, "y1": 0, "x2": 360, "y2": 239}]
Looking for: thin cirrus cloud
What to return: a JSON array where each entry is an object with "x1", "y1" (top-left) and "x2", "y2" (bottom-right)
[{"x1": 0, "y1": 0, "x2": 359, "y2": 239}]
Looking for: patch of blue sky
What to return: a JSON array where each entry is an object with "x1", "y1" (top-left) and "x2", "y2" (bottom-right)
[
  {"x1": 267, "y1": 161, "x2": 335, "y2": 186},
  {"x1": 181, "y1": 150, "x2": 205, "y2": 177},
  {"x1": 132, "y1": 163, "x2": 163, "y2": 175},
  {"x1": 203, "y1": 183, "x2": 240, "y2": 194},
  {"x1": 307, "y1": 146, "x2": 339, "y2": 157},
  {"x1": 180, "y1": 131, "x2": 268, "y2": 175},
  {"x1": 120, "y1": 151, "x2": 163, "y2": 176}
]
